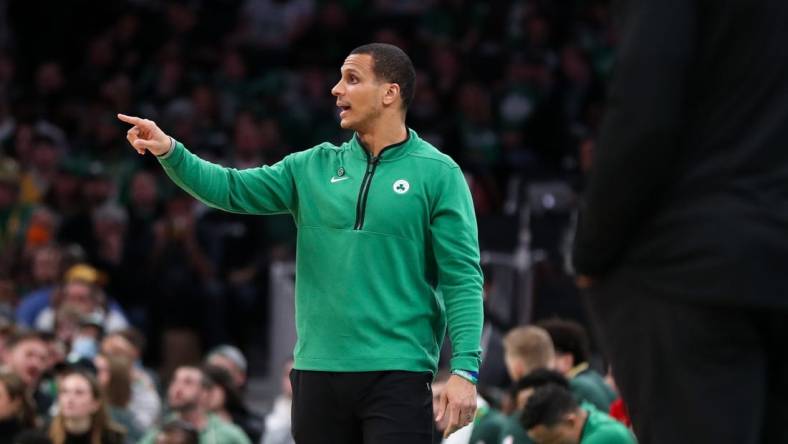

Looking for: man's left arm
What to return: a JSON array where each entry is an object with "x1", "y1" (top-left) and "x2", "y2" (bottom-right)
[{"x1": 430, "y1": 166, "x2": 484, "y2": 436}]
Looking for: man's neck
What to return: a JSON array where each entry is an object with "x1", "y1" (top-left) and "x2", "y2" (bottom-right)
[
  {"x1": 179, "y1": 408, "x2": 208, "y2": 430},
  {"x1": 573, "y1": 408, "x2": 590, "y2": 441},
  {"x1": 357, "y1": 120, "x2": 408, "y2": 158}
]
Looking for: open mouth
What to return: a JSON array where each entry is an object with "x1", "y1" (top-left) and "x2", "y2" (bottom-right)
[{"x1": 337, "y1": 104, "x2": 351, "y2": 117}]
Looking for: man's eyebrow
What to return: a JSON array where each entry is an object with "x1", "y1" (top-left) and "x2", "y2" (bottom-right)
[{"x1": 341, "y1": 67, "x2": 362, "y2": 75}]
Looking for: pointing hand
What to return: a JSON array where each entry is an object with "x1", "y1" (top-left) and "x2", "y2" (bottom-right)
[{"x1": 117, "y1": 113, "x2": 172, "y2": 156}]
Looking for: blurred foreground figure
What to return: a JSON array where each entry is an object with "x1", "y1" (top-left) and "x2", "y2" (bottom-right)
[{"x1": 573, "y1": 0, "x2": 788, "y2": 442}]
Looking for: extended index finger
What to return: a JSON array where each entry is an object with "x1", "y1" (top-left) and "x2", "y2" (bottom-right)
[{"x1": 117, "y1": 113, "x2": 146, "y2": 127}]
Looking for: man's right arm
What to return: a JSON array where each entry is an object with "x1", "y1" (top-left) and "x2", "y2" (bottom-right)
[
  {"x1": 158, "y1": 140, "x2": 297, "y2": 215},
  {"x1": 117, "y1": 113, "x2": 297, "y2": 215}
]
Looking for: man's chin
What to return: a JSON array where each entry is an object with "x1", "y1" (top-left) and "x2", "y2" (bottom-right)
[{"x1": 339, "y1": 117, "x2": 361, "y2": 131}]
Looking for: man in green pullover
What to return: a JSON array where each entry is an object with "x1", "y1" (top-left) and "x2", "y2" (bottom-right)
[{"x1": 118, "y1": 43, "x2": 483, "y2": 443}]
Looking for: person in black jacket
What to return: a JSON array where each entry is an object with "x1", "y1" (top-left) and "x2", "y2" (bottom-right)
[{"x1": 573, "y1": 0, "x2": 788, "y2": 442}]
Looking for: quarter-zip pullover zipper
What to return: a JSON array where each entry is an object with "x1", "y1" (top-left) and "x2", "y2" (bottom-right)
[
  {"x1": 353, "y1": 131, "x2": 410, "y2": 230},
  {"x1": 354, "y1": 154, "x2": 379, "y2": 230}
]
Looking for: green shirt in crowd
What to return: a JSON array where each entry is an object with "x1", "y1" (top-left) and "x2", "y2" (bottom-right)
[
  {"x1": 138, "y1": 414, "x2": 251, "y2": 444},
  {"x1": 468, "y1": 401, "x2": 508, "y2": 444},
  {"x1": 568, "y1": 364, "x2": 618, "y2": 412},
  {"x1": 579, "y1": 402, "x2": 637, "y2": 444},
  {"x1": 498, "y1": 410, "x2": 534, "y2": 444}
]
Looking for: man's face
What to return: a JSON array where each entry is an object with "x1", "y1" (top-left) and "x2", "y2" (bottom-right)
[
  {"x1": 553, "y1": 353, "x2": 574, "y2": 375},
  {"x1": 3, "y1": 339, "x2": 48, "y2": 386},
  {"x1": 63, "y1": 282, "x2": 96, "y2": 314},
  {"x1": 504, "y1": 352, "x2": 526, "y2": 381},
  {"x1": 331, "y1": 54, "x2": 388, "y2": 132},
  {"x1": 168, "y1": 367, "x2": 204, "y2": 412}
]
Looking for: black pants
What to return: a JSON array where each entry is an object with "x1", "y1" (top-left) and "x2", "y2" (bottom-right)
[
  {"x1": 290, "y1": 369, "x2": 434, "y2": 444},
  {"x1": 585, "y1": 271, "x2": 788, "y2": 444}
]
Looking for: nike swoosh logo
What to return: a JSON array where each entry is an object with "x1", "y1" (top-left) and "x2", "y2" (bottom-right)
[{"x1": 330, "y1": 176, "x2": 350, "y2": 183}]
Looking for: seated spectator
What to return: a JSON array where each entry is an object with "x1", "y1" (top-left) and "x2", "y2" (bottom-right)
[
  {"x1": 202, "y1": 364, "x2": 263, "y2": 442},
  {"x1": 138, "y1": 366, "x2": 250, "y2": 444},
  {"x1": 155, "y1": 419, "x2": 199, "y2": 444},
  {"x1": 510, "y1": 369, "x2": 570, "y2": 411},
  {"x1": 100, "y1": 329, "x2": 160, "y2": 429},
  {"x1": 205, "y1": 345, "x2": 247, "y2": 390},
  {"x1": 93, "y1": 353, "x2": 144, "y2": 442},
  {"x1": 48, "y1": 368, "x2": 125, "y2": 444},
  {"x1": 521, "y1": 384, "x2": 636, "y2": 444},
  {"x1": 34, "y1": 266, "x2": 128, "y2": 334},
  {"x1": 503, "y1": 326, "x2": 610, "y2": 412},
  {"x1": 0, "y1": 331, "x2": 51, "y2": 418},
  {"x1": 56, "y1": 309, "x2": 104, "y2": 364},
  {"x1": 498, "y1": 369, "x2": 570, "y2": 444},
  {"x1": 15, "y1": 244, "x2": 62, "y2": 328},
  {"x1": 536, "y1": 318, "x2": 616, "y2": 411},
  {"x1": 0, "y1": 370, "x2": 37, "y2": 444},
  {"x1": 502, "y1": 326, "x2": 555, "y2": 384}
]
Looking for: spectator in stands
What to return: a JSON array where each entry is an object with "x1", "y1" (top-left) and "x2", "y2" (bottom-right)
[
  {"x1": 154, "y1": 419, "x2": 199, "y2": 444},
  {"x1": 138, "y1": 366, "x2": 250, "y2": 444},
  {"x1": 0, "y1": 331, "x2": 50, "y2": 417},
  {"x1": 34, "y1": 272, "x2": 128, "y2": 334},
  {"x1": 93, "y1": 353, "x2": 144, "y2": 442},
  {"x1": 502, "y1": 326, "x2": 555, "y2": 384},
  {"x1": 16, "y1": 244, "x2": 62, "y2": 328},
  {"x1": 150, "y1": 189, "x2": 225, "y2": 350},
  {"x1": 100, "y1": 329, "x2": 160, "y2": 429},
  {"x1": 0, "y1": 370, "x2": 37, "y2": 444},
  {"x1": 521, "y1": 384, "x2": 635, "y2": 444},
  {"x1": 205, "y1": 345, "x2": 247, "y2": 390},
  {"x1": 202, "y1": 364, "x2": 263, "y2": 442},
  {"x1": 497, "y1": 369, "x2": 571, "y2": 444},
  {"x1": 536, "y1": 318, "x2": 616, "y2": 410},
  {"x1": 502, "y1": 325, "x2": 612, "y2": 412},
  {"x1": 48, "y1": 368, "x2": 125, "y2": 444}
]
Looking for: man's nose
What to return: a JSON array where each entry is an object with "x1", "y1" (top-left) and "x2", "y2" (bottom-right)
[{"x1": 331, "y1": 81, "x2": 343, "y2": 97}]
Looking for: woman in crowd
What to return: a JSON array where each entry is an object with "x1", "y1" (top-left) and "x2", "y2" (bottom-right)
[
  {"x1": 94, "y1": 353, "x2": 143, "y2": 443},
  {"x1": 0, "y1": 370, "x2": 37, "y2": 444},
  {"x1": 48, "y1": 368, "x2": 125, "y2": 444}
]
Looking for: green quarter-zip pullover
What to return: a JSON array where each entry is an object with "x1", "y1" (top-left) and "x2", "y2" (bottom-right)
[{"x1": 158, "y1": 129, "x2": 483, "y2": 374}]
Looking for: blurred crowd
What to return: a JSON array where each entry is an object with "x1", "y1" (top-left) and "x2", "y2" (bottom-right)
[{"x1": 0, "y1": 0, "x2": 624, "y2": 442}]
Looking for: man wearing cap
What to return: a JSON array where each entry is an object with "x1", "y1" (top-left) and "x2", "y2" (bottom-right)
[{"x1": 206, "y1": 345, "x2": 247, "y2": 390}]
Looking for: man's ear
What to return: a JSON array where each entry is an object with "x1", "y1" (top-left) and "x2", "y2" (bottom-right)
[
  {"x1": 382, "y1": 83, "x2": 401, "y2": 107},
  {"x1": 564, "y1": 411, "x2": 580, "y2": 428}
]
